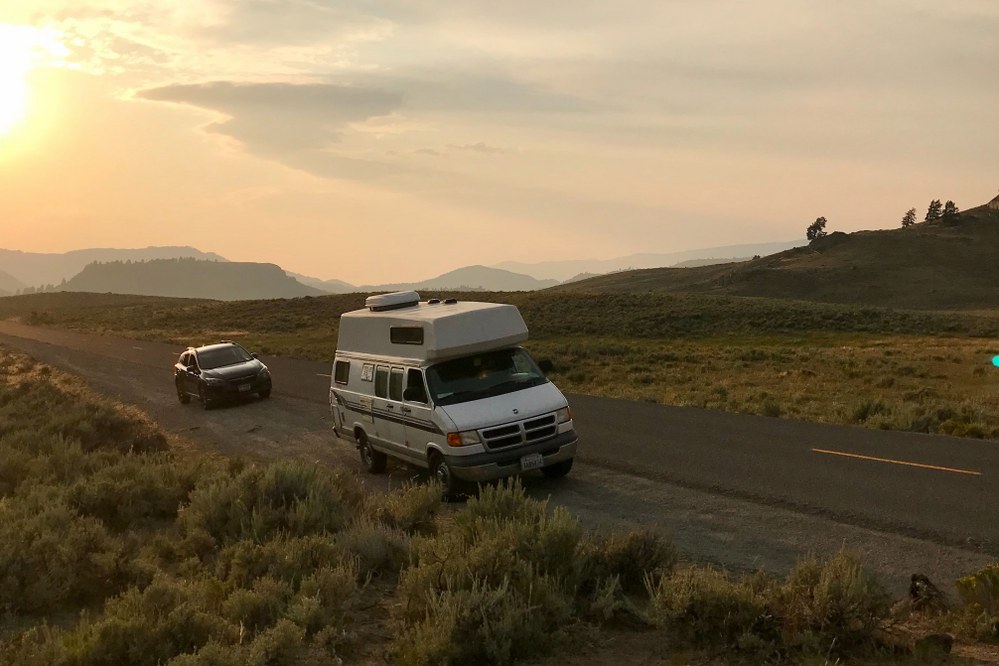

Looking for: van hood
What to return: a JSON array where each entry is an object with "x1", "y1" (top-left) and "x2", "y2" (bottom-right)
[{"x1": 439, "y1": 382, "x2": 568, "y2": 432}]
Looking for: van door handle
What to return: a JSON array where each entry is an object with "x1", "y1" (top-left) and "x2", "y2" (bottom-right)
[
  {"x1": 401, "y1": 406, "x2": 412, "y2": 413},
  {"x1": 386, "y1": 404, "x2": 394, "y2": 409}
]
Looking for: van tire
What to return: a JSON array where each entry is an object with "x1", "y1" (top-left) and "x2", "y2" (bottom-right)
[
  {"x1": 176, "y1": 381, "x2": 190, "y2": 404},
  {"x1": 429, "y1": 452, "x2": 458, "y2": 497},
  {"x1": 358, "y1": 433, "x2": 386, "y2": 473},
  {"x1": 541, "y1": 458, "x2": 573, "y2": 479}
]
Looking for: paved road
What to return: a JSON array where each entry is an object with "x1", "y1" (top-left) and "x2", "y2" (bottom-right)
[{"x1": 1, "y1": 320, "x2": 996, "y2": 556}]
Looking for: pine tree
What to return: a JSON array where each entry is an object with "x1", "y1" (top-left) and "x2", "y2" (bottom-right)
[
  {"x1": 942, "y1": 200, "x2": 959, "y2": 221},
  {"x1": 924, "y1": 199, "x2": 942, "y2": 223},
  {"x1": 806, "y1": 216, "x2": 828, "y2": 241},
  {"x1": 901, "y1": 208, "x2": 917, "y2": 228}
]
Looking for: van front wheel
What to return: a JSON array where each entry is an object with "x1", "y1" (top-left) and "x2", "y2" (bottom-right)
[
  {"x1": 541, "y1": 458, "x2": 573, "y2": 479},
  {"x1": 429, "y1": 453, "x2": 457, "y2": 497},
  {"x1": 358, "y1": 433, "x2": 386, "y2": 474}
]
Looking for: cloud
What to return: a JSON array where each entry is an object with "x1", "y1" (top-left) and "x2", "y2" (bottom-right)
[
  {"x1": 447, "y1": 142, "x2": 505, "y2": 155},
  {"x1": 138, "y1": 80, "x2": 402, "y2": 153},
  {"x1": 198, "y1": 0, "x2": 392, "y2": 47}
]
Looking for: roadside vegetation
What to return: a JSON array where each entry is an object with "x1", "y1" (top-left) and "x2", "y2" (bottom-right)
[
  {"x1": 1, "y1": 346, "x2": 997, "y2": 664},
  {"x1": 1, "y1": 290, "x2": 998, "y2": 439}
]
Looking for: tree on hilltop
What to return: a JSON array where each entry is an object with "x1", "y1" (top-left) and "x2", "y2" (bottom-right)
[
  {"x1": 806, "y1": 216, "x2": 828, "y2": 241},
  {"x1": 924, "y1": 199, "x2": 942, "y2": 223},
  {"x1": 901, "y1": 208, "x2": 917, "y2": 228},
  {"x1": 942, "y1": 200, "x2": 960, "y2": 221}
]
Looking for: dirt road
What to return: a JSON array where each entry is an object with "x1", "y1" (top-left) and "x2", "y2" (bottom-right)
[{"x1": 0, "y1": 320, "x2": 992, "y2": 596}]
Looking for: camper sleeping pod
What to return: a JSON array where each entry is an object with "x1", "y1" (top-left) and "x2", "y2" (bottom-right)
[{"x1": 329, "y1": 291, "x2": 577, "y2": 494}]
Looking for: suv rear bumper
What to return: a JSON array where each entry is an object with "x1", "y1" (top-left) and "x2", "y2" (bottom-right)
[{"x1": 445, "y1": 430, "x2": 577, "y2": 482}]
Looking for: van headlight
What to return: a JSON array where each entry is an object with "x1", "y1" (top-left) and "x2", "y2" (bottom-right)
[
  {"x1": 446, "y1": 430, "x2": 481, "y2": 447},
  {"x1": 556, "y1": 407, "x2": 572, "y2": 423}
]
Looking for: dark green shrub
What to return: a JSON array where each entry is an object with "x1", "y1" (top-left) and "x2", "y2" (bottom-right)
[
  {"x1": 336, "y1": 519, "x2": 408, "y2": 576},
  {"x1": 774, "y1": 551, "x2": 891, "y2": 654},
  {"x1": 179, "y1": 462, "x2": 351, "y2": 545},
  {"x1": 646, "y1": 567, "x2": 773, "y2": 650},
  {"x1": 366, "y1": 481, "x2": 442, "y2": 533},
  {"x1": 392, "y1": 576, "x2": 571, "y2": 666},
  {"x1": 214, "y1": 536, "x2": 344, "y2": 587},
  {"x1": 0, "y1": 495, "x2": 124, "y2": 614},
  {"x1": 221, "y1": 577, "x2": 291, "y2": 634},
  {"x1": 584, "y1": 529, "x2": 677, "y2": 594}
]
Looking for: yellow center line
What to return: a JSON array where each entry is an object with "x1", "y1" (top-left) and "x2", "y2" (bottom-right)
[{"x1": 812, "y1": 448, "x2": 982, "y2": 477}]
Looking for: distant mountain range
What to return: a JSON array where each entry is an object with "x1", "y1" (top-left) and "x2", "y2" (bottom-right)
[
  {"x1": 0, "y1": 246, "x2": 227, "y2": 288},
  {"x1": 556, "y1": 200, "x2": 999, "y2": 310},
  {"x1": 491, "y1": 241, "x2": 803, "y2": 281},
  {"x1": 0, "y1": 240, "x2": 799, "y2": 300},
  {"x1": 59, "y1": 258, "x2": 325, "y2": 301}
]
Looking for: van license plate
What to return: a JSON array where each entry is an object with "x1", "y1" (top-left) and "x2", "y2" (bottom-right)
[
  {"x1": 520, "y1": 453, "x2": 544, "y2": 471},
  {"x1": 238, "y1": 383, "x2": 252, "y2": 392}
]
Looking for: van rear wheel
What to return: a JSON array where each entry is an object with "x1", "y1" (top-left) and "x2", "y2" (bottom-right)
[
  {"x1": 358, "y1": 433, "x2": 386, "y2": 474},
  {"x1": 541, "y1": 458, "x2": 573, "y2": 479}
]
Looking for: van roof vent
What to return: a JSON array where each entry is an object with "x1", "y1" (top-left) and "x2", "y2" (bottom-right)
[
  {"x1": 443, "y1": 298, "x2": 458, "y2": 305},
  {"x1": 427, "y1": 298, "x2": 441, "y2": 304},
  {"x1": 366, "y1": 291, "x2": 421, "y2": 312}
]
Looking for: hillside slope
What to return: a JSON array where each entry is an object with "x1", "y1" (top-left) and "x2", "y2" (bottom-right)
[
  {"x1": 556, "y1": 204, "x2": 999, "y2": 310},
  {"x1": 59, "y1": 258, "x2": 325, "y2": 300}
]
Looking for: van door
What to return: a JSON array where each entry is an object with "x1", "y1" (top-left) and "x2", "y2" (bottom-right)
[
  {"x1": 373, "y1": 365, "x2": 407, "y2": 455},
  {"x1": 401, "y1": 368, "x2": 436, "y2": 456}
]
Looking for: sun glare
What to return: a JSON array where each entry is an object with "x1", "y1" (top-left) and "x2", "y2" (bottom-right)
[{"x1": 0, "y1": 24, "x2": 68, "y2": 137}]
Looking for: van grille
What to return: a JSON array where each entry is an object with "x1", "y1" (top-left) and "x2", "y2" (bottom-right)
[{"x1": 481, "y1": 413, "x2": 558, "y2": 451}]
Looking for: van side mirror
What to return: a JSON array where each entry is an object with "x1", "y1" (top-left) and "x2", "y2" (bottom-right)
[
  {"x1": 251, "y1": 352, "x2": 259, "y2": 359},
  {"x1": 538, "y1": 359, "x2": 554, "y2": 374}
]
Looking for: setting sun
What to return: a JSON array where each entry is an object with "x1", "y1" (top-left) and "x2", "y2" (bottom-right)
[{"x1": 0, "y1": 24, "x2": 67, "y2": 136}]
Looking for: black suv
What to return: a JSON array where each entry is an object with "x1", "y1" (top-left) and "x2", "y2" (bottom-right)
[{"x1": 174, "y1": 341, "x2": 272, "y2": 409}]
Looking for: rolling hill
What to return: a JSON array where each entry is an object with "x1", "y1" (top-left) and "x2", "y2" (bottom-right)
[
  {"x1": 0, "y1": 246, "x2": 228, "y2": 288},
  {"x1": 0, "y1": 269, "x2": 25, "y2": 296},
  {"x1": 556, "y1": 200, "x2": 999, "y2": 310},
  {"x1": 362, "y1": 265, "x2": 560, "y2": 293},
  {"x1": 58, "y1": 258, "x2": 325, "y2": 301}
]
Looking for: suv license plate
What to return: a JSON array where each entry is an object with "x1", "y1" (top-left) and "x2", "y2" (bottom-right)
[
  {"x1": 238, "y1": 383, "x2": 252, "y2": 392},
  {"x1": 520, "y1": 453, "x2": 544, "y2": 471}
]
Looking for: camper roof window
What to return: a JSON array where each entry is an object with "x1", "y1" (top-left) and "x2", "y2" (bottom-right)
[{"x1": 390, "y1": 326, "x2": 424, "y2": 345}]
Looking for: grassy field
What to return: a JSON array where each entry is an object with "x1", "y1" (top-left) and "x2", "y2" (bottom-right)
[
  {"x1": 2, "y1": 291, "x2": 998, "y2": 439},
  {"x1": 2, "y1": 345, "x2": 997, "y2": 664}
]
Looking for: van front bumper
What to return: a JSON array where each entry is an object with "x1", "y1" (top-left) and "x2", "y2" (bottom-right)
[{"x1": 445, "y1": 430, "x2": 578, "y2": 483}]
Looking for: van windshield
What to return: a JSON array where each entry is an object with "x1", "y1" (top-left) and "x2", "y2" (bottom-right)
[{"x1": 426, "y1": 348, "x2": 549, "y2": 406}]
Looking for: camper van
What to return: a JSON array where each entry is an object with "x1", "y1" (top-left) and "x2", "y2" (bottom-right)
[{"x1": 329, "y1": 291, "x2": 577, "y2": 493}]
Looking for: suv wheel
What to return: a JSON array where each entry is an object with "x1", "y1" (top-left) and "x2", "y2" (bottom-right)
[
  {"x1": 176, "y1": 380, "x2": 190, "y2": 404},
  {"x1": 199, "y1": 385, "x2": 212, "y2": 410}
]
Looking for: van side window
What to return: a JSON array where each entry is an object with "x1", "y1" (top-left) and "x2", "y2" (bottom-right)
[
  {"x1": 334, "y1": 360, "x2": 350, "y2": 385},
  {"x1": 374, "y1": 366, "x2": 389, "y2": 398},
  {"x1": 405, "y1": 368, "x2": 428, "y2": 403},
  {"x1": 390, "y1": 326, "x2": 424, "y2": 345},
  {"x1": 389, "y1": 367, "x2": 404, "y2": 401}
]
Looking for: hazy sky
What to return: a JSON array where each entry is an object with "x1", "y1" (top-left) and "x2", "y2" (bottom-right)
[{"x1": 1, "y1": 1, "x2": 997, "y2": 284}]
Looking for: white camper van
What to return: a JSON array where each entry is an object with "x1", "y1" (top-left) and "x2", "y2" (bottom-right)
[{"x1": 329, "y1": 291, "x2": 577, "y2": 493}]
